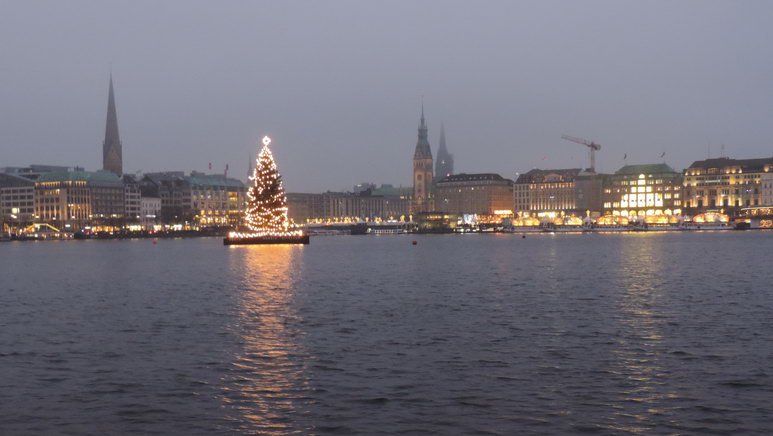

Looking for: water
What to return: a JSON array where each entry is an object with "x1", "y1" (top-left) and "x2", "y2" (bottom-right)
[{"x1": 2, "y1": 232, "x2": 773, "y2": 434}]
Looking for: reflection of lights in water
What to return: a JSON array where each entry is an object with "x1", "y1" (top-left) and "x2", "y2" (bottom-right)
[
  {"x1": 223, "y1": 245, "x2": 310, "y2": 434},
  {"x1": 612, "y1": 235, "x2": 675, "y2": 432}
]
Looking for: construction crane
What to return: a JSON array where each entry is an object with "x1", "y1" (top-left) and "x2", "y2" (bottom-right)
[{"x1": 561, "y1": 134, "x2": 601, "y2": 173}]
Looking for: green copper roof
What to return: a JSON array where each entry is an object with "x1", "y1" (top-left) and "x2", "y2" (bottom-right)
[
  {"x1": 615, "y1": 163, "x2": 677, "y2": 175},
  {"x1": 36, "y1": 170, "x2": 122, "y2": 184},
  {"x1": 185, "y1": 175, "x2": 245, "y2": 189}
]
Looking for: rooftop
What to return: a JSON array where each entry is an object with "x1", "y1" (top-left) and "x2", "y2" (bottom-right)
[
  {"x1": 36, "y1": 170, "x2": 122, "y2": 184},
  {"x1": 614, "y1": 163, "x2": 678, "y2": 176},
  {"x1": 686, "y1": 157, "x2": 773, "y2": 172},
  {"x1": 143, "y1": 171, "x2": 245, "y2": 189},
  {"x1": 437, "y1": 173, "x2": 512, "y2": 184},
  {"x1": 185, "y1": 174, "x2": 245, "y2": 189},
  {"x1": 515, "y1": 168, "x2": 583, "y2": 184},
  {"x1": 0, "y1": 173, "x2": 35, "y2": 187}
]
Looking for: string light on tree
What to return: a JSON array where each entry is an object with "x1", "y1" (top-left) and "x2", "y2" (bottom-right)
[{"x1": 224, "y1": 135, "x2": 309, "y2": 245}]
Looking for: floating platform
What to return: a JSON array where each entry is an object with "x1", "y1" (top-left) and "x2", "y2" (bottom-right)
[{"x1": 223, "y1": 233, "x2": 310, "y2": 245}]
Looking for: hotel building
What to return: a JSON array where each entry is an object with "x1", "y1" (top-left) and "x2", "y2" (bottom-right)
[
  {"x1": 434, "y1": 173, "x2": 514, "y2": 216},
  {"x1": 287, "y1": 185, "x2": 411, "y2": 223},
  {"x1": 682, "y1": 157, "x2": 773, "y2": 215},
  {"x1": 602, "y1": 164, "x2": 683, "y2": 217},
  {"x1": 514, "y1": 169, "x2": 604, "y2": 218},
  {"x1": 34, "y1": 170, "x2": 125, "y2": 230}
]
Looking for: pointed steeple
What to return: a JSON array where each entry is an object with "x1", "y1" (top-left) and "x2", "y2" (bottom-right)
[
  {"x1": 434, "y1": 122, "x2": 454, "y2": 182},
  {"x1": 414, "y1": 104, "x2": 431, "y2": 159},
  {"x1": 412, "y1": 103, "x2": 434, "y2": 213},
  {"x1": 103, "y1": 74, "x2": 123, "y2": 175},
  {"x1": 438, "y1": 122, "x2": 446, "y2": 152}
]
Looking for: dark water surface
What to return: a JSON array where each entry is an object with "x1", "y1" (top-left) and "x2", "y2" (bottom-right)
[{"x1": 2, "y1": 233, "x2": 773, "y2": 434}]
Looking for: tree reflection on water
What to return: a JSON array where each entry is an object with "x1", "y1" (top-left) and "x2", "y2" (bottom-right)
[{"x1": 222, "y1": 244, "x2": 311, "y2": 434}]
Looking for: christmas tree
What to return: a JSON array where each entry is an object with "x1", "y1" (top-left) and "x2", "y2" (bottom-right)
[
  {"x1": 244, "y1": 136, "x2": 298, "y2": 236},
  {"x1": 225, "y1": 136, "x2": 307, "y2": 244}
]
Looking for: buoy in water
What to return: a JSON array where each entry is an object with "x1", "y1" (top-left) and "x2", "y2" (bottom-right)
[
  {"x1": 152, "y1": 238, "x2": 158, "y2": 245},
  {"x1": 412, "y1": 240, "x2": 417, "y2": 245},
  {"x1": 522, "y1": 235, "x2": 526, "y2": 239}
]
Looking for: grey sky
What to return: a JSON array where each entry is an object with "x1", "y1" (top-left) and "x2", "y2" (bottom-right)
[{"x1": 2, "y1": 0, "x2": 772, "y2": 192}]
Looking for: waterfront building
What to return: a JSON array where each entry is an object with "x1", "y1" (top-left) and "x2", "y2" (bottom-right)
[
  {"x1": 412, "y1": 106, "x2": 434, "y2": 213},
  {"x1": 187, "y1": 172, "x2": 246, "y2": 226},
  {"x1": 435, "y1": 173, "x2": 514, "y2": 216},
  {"x1": 762, "y1": 171, "x2": 773, "y2": 206},
  {"x1": 288, "y1": 185, "x2": 411, "y2": 223},
  {"x1": 682, "y1": 157, "x2": 773, "y2": 215},
  {"x1": 34, "y1": 170, "x2": 124, "y2": 230},
  {"x1": 0, "y1": 173, "x2": 35, "y2": 232},
  {"x1": 434, "y1": 124, "x2": 454, "y2": 182},
  {"x1": 286, "y1": 193, "x2": 320, "y2": 223},
  {"x1": 514, "y1": 168, "x2": 603, "y2": 218},
  {"x1": 141, "y1": 171, "x2": 246, "y2": 226},
  {"x1": 602, "y1": 163, "x2": 683, "y2": 217},
  {"x1": 123, "y1": 175, "x2": 141, "y2": 222},
  {"x1": 140, "y1": 196, "x2": 161, "y2": 229},
  {"x1": 142, "y1": 172, "x2": 192, "y2": 223},
  {"x1": 103, "y1": 75, "x2": 123, "y2": 175}
]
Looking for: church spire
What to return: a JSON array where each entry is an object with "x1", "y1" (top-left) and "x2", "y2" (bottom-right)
[
  {"x1": 439, "y1": 122, "x2": 446, "y2": 151},
  {"x1": 103, "y1": 74, "x2": 123, "y2": 175},
  {"x1": 415, "y1": 105, "x2": 431, "y2": 158},
  {"x1": 434, "y1": 122, "x2": 454, "y2": 182}
]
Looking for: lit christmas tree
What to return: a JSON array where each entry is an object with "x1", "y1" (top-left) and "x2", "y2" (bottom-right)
[
  {"x1": 225, "y1": 136, "x2": 307, "y2": 244},
  {"x1": 245, "y1": 136, "x2": 291, "y2": 233}
]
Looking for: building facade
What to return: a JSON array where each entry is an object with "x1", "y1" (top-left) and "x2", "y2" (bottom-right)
[
  {"x1": 140, "y1": 196, "x2": 161, "y2": 229},
  {"x1": 515, "y1": 169, "x2": 579, "y2": 217},
  {"x1": 435, "y1": 173, "x2": 514, "y2": 216},
  {"x1": 143, "y1": 172, "x2": 192, "y2": 223},
  {"x1": 141, "y1": 171, "x2": 246, "y2": 226},
  {"x1": 0, "y1": 173, "x2": 35, "y2": 232},
  {"x1": 288, "y1": 186, "x2": 411, "y2": 223},
  {"x1": 412, "y1": 107, "x2": 434, "y2": 213},
  {"x1": 123, "y1": 175, "x2": 141, "y2": 222},
  {"x1": 34, "y1": 170, "x2": 124, "y2": 230},
  {"x1": 682, "y1": 157, "x2": 773, "y2": 215},
  {"x1": 762, "y1": 171, "x2": 773, "y2": 207},
  {"x1": 514, "y1": 169, "x2": 604, "y2": 218},
  {"x1": 602, "y1": 164, "x2": 683, "y2": 217},
  {"x1": 188, "y1": 173, "x2": 246, "y2": 226}
]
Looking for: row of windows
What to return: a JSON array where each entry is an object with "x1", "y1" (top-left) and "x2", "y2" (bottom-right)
[
  {"x1": 2, "y1": 207, "x2": 33, "y2": 214},
  {"x1": 688, "y1": 189, "x2": 759, "y2": 196},
  {"x1": 687, "y1": 174, "x2": 764, "y2": 181},
  {"x1": 689, "y1": 199, "x2": 759, "y2": 207}
]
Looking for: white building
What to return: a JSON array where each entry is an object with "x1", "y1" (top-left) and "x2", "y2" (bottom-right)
[
  {"x1": 124, "y1": 176, "x2": 141, "y2": 221},
  {"x1": 140, "y1": 196, "x2": 161, "y2": 229}
]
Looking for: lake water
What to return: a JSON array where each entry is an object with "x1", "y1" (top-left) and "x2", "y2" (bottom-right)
[{"x1": 2, "y1": 232, "x2": 773, "y2": 434}]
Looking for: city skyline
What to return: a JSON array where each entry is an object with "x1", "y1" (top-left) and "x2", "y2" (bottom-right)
[{"x1": 2, "y1": 1, "x2": 773, "y2": 192}]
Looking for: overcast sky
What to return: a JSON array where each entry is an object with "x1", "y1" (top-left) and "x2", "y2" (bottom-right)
[{"x1": 2, "y1": 1, "x2": 772, "y2": 191}]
